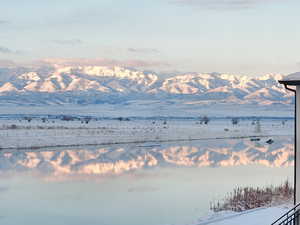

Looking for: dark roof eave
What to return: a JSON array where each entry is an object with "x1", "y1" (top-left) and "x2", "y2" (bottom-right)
[{"x1": 278, "y1": 80, "x2": 300, "y2": 86}]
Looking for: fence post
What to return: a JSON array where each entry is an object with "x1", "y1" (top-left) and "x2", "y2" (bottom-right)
[{"x1": 296, "y1": 209, "x2": 300, "y2": 225}]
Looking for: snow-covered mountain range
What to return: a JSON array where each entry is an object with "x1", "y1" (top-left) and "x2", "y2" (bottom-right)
[{"x1": 0, "y1": 65, "x2": 293, "y2": 106}]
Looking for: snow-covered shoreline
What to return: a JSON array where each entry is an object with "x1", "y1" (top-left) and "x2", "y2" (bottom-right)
[{"x1": 193, "y1": 204, "x2": 292, "y2": 225}]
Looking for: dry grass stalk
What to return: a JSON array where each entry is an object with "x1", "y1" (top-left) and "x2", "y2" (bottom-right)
[{"x1": 210, "y1": 180, "x2": 293, "y2": 212}]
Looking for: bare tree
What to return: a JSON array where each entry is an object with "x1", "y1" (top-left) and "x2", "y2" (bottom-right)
[
  {"x1": 231, "y1": 118, "x2": 239, "y2": 125},
  {"x1": 200, "y1": 116, "x2": 210, "y2": 125}
]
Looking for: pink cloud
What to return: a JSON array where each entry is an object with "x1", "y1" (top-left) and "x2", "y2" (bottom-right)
[
  {"x1": 36, "y1": 58, "x2": 170, "y2": 69},
  {"x1": 127, "y1": 48, "x2": 160, "y2": 54},
  {"x1": 0, "y1": 59, "x2": 16, "y2": 67}
]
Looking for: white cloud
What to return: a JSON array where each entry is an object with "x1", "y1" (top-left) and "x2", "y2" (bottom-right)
[
  {"x1": 128, "y1": 48, "x2": 160, "y2": 54},
  {"x1": 52, "y1": 39, "x2": 83, "y2": 46}
]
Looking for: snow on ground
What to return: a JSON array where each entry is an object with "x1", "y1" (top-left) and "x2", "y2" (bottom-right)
[
  {"x1": 0, "y1": 104, "x2": 294, "y2": 149},
  {"x1": 0, "y1": 116, "x2": 293, "y2": 149},
  {"x1": 193, "y1": 204, "x2": 292, "y2": 225}
]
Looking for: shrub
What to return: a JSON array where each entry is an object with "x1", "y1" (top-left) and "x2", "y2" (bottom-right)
[
  {"x1": 210, "y1": 180, "x2": 293, "y2": 212},
  {"x1": 8, "y1": 124, "x2": 17, "y2": 129}
]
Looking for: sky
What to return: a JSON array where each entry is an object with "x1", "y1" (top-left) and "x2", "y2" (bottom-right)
[{"x1": 0, "y1": 0, "x2": 300, "y2": 76}]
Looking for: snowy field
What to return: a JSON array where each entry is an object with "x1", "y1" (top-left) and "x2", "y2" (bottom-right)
[{"x1": 0, "y1": 115, "x2": 293, "y2": 149}]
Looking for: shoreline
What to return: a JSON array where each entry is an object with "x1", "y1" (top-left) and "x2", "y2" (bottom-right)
[{"x1": 0, "y1": 134, "x2": 275, "y2": 151}]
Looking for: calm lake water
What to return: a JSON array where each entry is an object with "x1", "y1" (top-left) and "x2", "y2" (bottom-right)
[{"x1": 0, "y1": 136, "x2": 293, "y2": 225}]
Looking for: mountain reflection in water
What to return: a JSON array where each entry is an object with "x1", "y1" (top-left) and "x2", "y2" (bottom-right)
[{"x1": 0, "y1": 136, "x2": 293, "y2": 178}]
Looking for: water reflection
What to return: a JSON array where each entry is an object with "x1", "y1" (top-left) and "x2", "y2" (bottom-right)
[
  {"x1": 0, "y1": 136, "x2": 294, "y2": 225},
  {"x1": 0, "y1": 136, "x2": 293, "y2": 179}
]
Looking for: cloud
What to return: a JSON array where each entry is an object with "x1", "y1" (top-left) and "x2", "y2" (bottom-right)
[
  {"x1": 0, "y1": 20, "x2": 9, "y2": 25},
  {"x1": 52, "y1": 39, "x2": 83, "y2": 46},
  {"x1": 0, "y1": 60, "x2": 16, "y2": 67},
  {"x1": 0, "y1": 46, "x2": 13, "y2": 54},
  {"x1": 128, "y1": 48, "x2": 160, "y2": 54},
  {"x1": 171, "y1": 0, "x2": 281, "y2": 10},
  {"x1": 0, "y1": 46, "x2": 21, "y2": 54},
  {"x1": 0, "y1": 186, "x2": 9, "y2": 192},
  {"x1": 36, "y1": 58, "x2": 170, "y2": 69},
  {"x1": 122, "y1": 59, "x2": 169, "y2": 68}
]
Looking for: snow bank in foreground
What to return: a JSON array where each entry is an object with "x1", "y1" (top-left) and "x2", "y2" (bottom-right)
[{"x1": 193, "y1": 204, "x2": 292, "y2": 225}]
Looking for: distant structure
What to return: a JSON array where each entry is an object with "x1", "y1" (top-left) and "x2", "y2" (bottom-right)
[{"x1": 279, "y1": 72, "x2": 300, "y2": 205}]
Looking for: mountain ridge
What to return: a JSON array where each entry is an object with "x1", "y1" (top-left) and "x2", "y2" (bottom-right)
[{"x1": 0, "y1": 65, "x2": 293, "y2": 106}]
